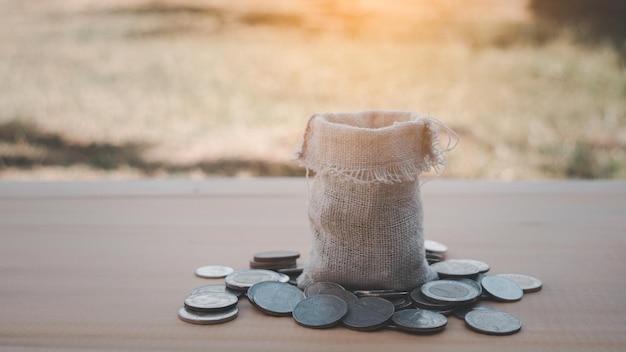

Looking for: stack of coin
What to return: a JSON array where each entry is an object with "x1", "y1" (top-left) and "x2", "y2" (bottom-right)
[
  {"x1": 178, "y1": 284, "x2": 240, "y2": 325},
  {"x1": 249, "y1": 250, "x2": 300, "y2": 270},
  {"x1": 424, "y1": 239, "x2": 448, "y2": 264}
]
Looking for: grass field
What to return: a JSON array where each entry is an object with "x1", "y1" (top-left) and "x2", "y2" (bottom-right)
[{"x1": 1, "y1": 0, "x2": 624, "y2": 180}]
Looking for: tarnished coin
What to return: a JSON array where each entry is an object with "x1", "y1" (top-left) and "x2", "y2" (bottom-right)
[
  {"x1": 292, "y1": 294, "x2": 348, "y2": 329},
  {"x1": 464, "y1": 309, "x2": 522, "y2": 335},
  {"x1": 323, "y1": 288, "x2": 358, "y2": 304},
  {"x1": 190, "y1": 284, "x2": 243, "y2": 297},
  {"x1": 388, "y1": 296, "x2": 414, "y2": 311},
  {"x1": 421, "y1": 280, "x2": 480, "y2": 305},
  {"x1": 430, "y1": 260, "x2": 480, "y2": 278},
  {"x1": 410, "y1": 287, "x2": 458, "y2": 312},
  {"x1": 454, "y1": 278, "x2": 483, "y2": 297},
  {"x1": 424, "y1": 239, "x2": 448, "y2": 254},
  {"x1": 249, "y1": 281, "x2": 304, "y2": 316},
  {"x1": 475, "y1": 273, "x2": 491, "y2": 299},
  {"x1": 247, "y1": 280, "x2": 297, "y2": 306},
  {"x1": 184, "y1": 292, "x2": 238, "y2": 313},
  {"x1": 342, "y1": 297, "x2": 396, "y2": 331},
  {"x1": 225, "y1": 269, "x2": 282, "y2": 291},
  {"x1": 495, "y1": 273, "x2": 543, "y2": 293},
  {"x1": 392, "y1": 309, "x2": 447, "y2": 333},
  {"x1": 253, "y1": 250, "x2": 300, "y2": 263},
  {"x1": 481, "y1": 275, "x2": 524, "y2": 302},
  {"x1": 246, "y1": 280, "x2": 268, "y2": 307},
  {"x1": 178, "y1": 306, "x2": 238, "y2": 325},
  {"x1": 304, "y1": 282, "x2": 345, "y2": 297},
  {"x1": 194, "y1": 265, "x2": 234, "y2": 279},
  {"x1": 353, "y1": 289, "x2": 408, "y2": 299}
]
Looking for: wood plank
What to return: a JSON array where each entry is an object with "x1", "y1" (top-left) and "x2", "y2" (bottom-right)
[{"x1": 0, "y1": 179, "x2": 625, "y2": 351}]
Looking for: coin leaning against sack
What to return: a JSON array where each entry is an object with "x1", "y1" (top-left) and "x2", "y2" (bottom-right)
[{"x1": 179, "y1": 245, "x2": 542, "y2": 336}]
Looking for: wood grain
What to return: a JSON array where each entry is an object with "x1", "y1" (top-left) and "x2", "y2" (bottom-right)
[{"x1": 1, "y1": 179, "x2": 625, "y2": 351}]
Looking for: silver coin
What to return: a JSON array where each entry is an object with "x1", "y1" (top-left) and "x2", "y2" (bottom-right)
[
  {"x1": 388, "y1": 296, "x2": 414, "y2": 311},
  {"x1": 304, "y1": 281, "x2": 345, "y2": 297},
  {"x1": 455, "y1": 278, "x2": 483, "y2": 297},
  {"x1": 246, "y1": 281, "x2": 265, "y2": 307},
  {"x1": 342, "y1": 297, "x2": 396, "y2": 331},
  {"x1": 495, "y1": 273, "x2": 543, "y2": 293},
  {"x1": 177, "y1": 306, "x2": 238, "y2": 325},
  {"x1": 224, "y1": 269, "x2": 281, "y2": 291},
  {"x1": 475, "y1": 273, "x2": 491, "y2": 299},
  {"x1": 464, "y1": 309, "x2": 522, "y2": 335},
  {"x1": 247, "y1": 278, "x2": 299, "y2": 305},
  {"x1": 190, "y1": 283, "x2": 243, "y2": 297},
  {"x1": 430, "y1": 260, "x2": 480, "y2": 278},
  {"x1": 353, "y1": 289, "x2": 408, "y2": 299},
  {"x1": 184, "y1": 292, "x2": 238, "y2": 313},
  {"x1": 481, "y1": 275, "x2": 524, "y2": 302},
  {"x1": 421, "y1": 280, "x2": 480, "y2": 305},
  {"x1": 194, "y1": 265, "x2": 235, "y2": 279},
  {"x1": 278, "y1": 273, "x2": 291, "y2": 283},
  {"x1": 292, "y1": 294, "x2": 348, "y2": 329},
  {"x1": 323, "y1": 288, "x2": 358, "y2": 304},
  {"x1": 249, "y1": 281, "x2": 305, "y2": 316},
  {"x1": 409, "y1": 287, "x2": 457, "y2": 311},
  {"x1": 424, "y1": 239, "x2": 448, "y2": 254},
  {"x1": 392, "y1": 309, "x2": 447, "y2": 333},
  {"x1": 448, "y1": 259, "x2": 490, "y2": 274}
]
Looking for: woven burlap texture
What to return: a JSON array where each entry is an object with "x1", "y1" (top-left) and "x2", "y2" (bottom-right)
[{"x1": 296, "y1": 110, "x2": 456, "y2": 291}]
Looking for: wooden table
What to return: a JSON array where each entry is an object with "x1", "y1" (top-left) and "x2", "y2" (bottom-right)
[{"x1": 1, "y1": 179, "x2": 625, "y2": 351}]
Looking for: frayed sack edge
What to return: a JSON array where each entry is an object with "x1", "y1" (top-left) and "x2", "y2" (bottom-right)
[{"x1": 294, "y1": 110, "x2": 459, "y2": 185}]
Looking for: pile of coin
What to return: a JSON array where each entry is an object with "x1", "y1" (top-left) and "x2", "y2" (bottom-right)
[
  {"x1": 178, "y1": 244, "x2": 543, "y2": 336},
  {"x1": 178, "y1": 252, "x2": 304, "y2": 324},
  {"x1": 413, "y1": 257, "x2": 542, "y2": 335},
  {"x1": 424, "y1": 239, "x2": 448, "y2": 264}
]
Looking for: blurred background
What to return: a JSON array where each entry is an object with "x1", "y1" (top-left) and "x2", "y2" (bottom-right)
[{"x1": 1, "y1": 0, "x2": 624, "y2": 180}]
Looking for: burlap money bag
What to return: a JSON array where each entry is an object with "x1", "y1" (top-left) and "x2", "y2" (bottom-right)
[{"x1": 296, "y1": 110, "x2": 456, "y2": 291}]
